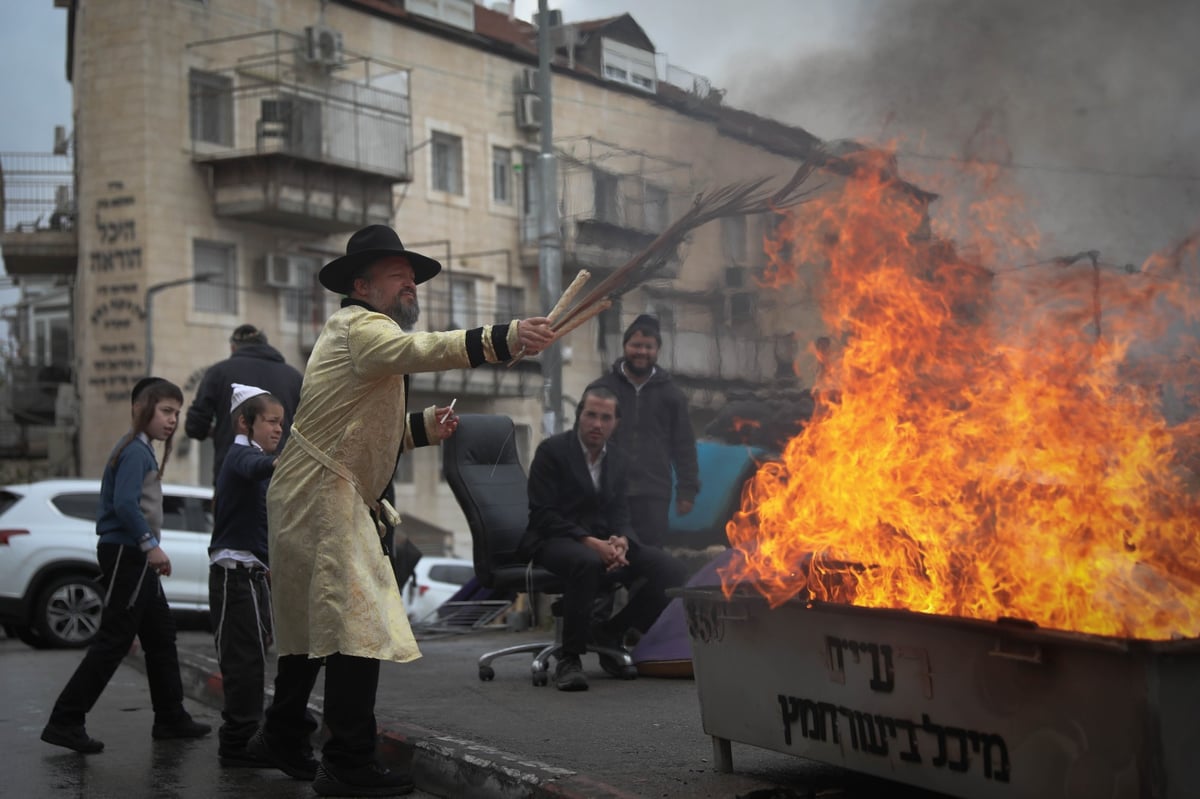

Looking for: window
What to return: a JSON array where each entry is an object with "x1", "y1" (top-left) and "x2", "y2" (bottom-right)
[
  {"x1": 33, "y1": 311, "x2": 71, "y2": 367},
  {"x1": 764, "y1": 211, "x2": 793, "y2": 266},
  {"x1": 496, "y1": 284, "x2": 524, "y2": 321},
  {"x1": 283, "y1": 255, "x2": 322, "y2": 324},
  {"x1": 431, "y1": 131, "x2": 463, "y2": 195},
  {"x1": 428, "y1": 563, "x2": 475, "y2": 585},
  {"x1": 596, "y1": 298, "x2": 622, "y2": 353},
  {"x1": 52, "y1": 493, "x2": 100, "y2": 521},
  {"x1": 0, "y1": 491, "x2": 20, "y2": 517},
  {"x1": 492, "y1": 146, "x2": 512, "y2": 205},
  {"x1": 640, "y1": 183, "x2": 668, "y2": 232},
  {"x1": 193, "y1": 240, "x2": 238, "y2": 314},
  {"x1": 650, "y1": 306, "x2": 674, "y2": 337},
  {"x1": 593, "y1": 169, "x2": 620, "y2": 224},
  {"x1": 600, "y1": 38, "x2": 656, "y2": 93},
  {"x1": 729, "y1": 292, "x2": 755, "y2": 324},
  {"x1": 162, "y1": 495, "x2": 191, "y2": 532},
  {"x1": 448, "y1": 276, "x2": 476, "y2": 329},
  {"x1": 189, "y1": 69, "x2": 233, "y2": 146},
  {"x1": 722, "y1": 216, "x2": 747, "y2": 263}
]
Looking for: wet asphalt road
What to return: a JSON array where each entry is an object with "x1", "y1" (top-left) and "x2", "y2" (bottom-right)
[{"x1": 2, "y1": 633, "x2": 435, "y2": 799}]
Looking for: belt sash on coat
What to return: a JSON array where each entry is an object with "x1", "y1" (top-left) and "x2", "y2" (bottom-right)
[{"x1": 287, "y1": 424, "x2": 401, "y2": 537}]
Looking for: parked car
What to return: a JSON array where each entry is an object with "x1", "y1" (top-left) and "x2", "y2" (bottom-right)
[
  {"x1": 403, "y1": 556, "x2": 475, "y2": 623},
  {"x1": 0, "y1": 479, "x2": 213, "y2": 649}
]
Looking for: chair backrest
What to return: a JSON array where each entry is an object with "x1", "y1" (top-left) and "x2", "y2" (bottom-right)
[
  {"x1": 666, "y1": 440, "x2": 767, "y2": 548},
  {"x1": 442, "y1": 414, "x2": 530, "y2": 587}
]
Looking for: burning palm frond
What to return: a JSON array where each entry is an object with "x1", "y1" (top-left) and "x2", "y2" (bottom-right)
[{"x1": 515, "y1": 155, "x2": 824, "y2": 363}]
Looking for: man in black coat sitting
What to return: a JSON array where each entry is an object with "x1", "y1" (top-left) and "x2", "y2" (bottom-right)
[{"x1": 520, "y1": 386, "x2": 688, "y2": 692}]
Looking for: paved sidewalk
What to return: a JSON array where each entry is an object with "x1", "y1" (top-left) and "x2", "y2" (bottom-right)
[{"x1": 144, "y1": 626, "x2": 933, "y2": 799}]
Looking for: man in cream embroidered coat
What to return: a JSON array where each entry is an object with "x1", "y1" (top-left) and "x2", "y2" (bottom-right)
[{"x1": 251, "y1": 225, "x2": 554, "y2": 796}]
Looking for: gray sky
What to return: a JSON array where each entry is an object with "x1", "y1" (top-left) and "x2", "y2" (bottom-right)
[
  {"x1": 0, "y1": 3, "x2": 71, "y2": 152},
  {"x1": 2, "y1": 1, "x2": 1197, "y2": 268}
]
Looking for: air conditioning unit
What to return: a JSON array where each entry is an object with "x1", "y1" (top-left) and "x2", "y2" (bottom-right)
[
  {"x1": 264, "y1": 254, "x2": 304, "y2": 289},
  {"x1": 304, "y1": 24, "x2": 344, "y2": 68},
  {"x1": 515, "y1": 67, "x2": 538, "y2": 95},
  {"x1": 515, "y1": 93, "x2": 542, "y2": 131}
]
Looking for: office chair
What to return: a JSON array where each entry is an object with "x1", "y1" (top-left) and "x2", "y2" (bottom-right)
[{"x1": 443, "y1": 414, "x2": 634, "y2": 686}]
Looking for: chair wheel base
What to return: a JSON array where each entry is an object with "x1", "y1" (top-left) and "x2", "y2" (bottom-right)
[
  {"x1": 532, "y1": 671, "x2": 549, "y2": 687},
  {"x1": 479, "y1": 666, "x2": 495, "y2": 681}
]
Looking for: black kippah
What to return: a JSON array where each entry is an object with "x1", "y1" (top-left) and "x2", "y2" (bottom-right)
[{"x1": 131, "y1": 376, "x2": 166, "y2": 403}]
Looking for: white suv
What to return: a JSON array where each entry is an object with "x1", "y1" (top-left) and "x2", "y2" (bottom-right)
[
  {"x1": 0, "y1": 479, "x2": 214, "y2": 649},
  {"x1": 403, "y1": 556, "x2": 476, "y2": 623}
]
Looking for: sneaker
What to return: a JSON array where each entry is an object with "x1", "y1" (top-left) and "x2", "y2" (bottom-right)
[
  {"x1": 246, "y1": 728, "x2": 320, "y2": 781},
  {"x1": 151, "y1": 715, "x2": 212, "y2": 740},
  {"x1": 312, "y1": 761, "x2": 414, "y2": 797},
  {"x1": 218, "y1": 746, "x2": 267, "y2": 768},
  {"x1": 41, "y1": 722, "x2": 104, "y2": 754},
  {"x1": 554, "y1": 654, "x2": 588, "y2": 692}
]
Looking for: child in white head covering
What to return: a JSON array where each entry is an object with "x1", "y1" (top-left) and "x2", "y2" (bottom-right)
[{"x1": 208, "y1": 383, "x2": 286, "y2": 766}]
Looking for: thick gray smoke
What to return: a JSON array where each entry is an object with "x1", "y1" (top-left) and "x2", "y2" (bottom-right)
[{"x1": 720, "y1": 0, "x2": 1200, "y2": 266}]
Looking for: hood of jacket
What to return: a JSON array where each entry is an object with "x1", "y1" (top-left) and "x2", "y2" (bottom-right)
[{"x1": 231, "y1": 343, "x2": 287, "y2": 363}]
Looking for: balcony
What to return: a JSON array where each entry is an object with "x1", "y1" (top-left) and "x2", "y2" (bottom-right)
[
  {"x1": 0, "y1": 152, "x2": 77, "y2": 277},
  {"x1": 187, "y1": 30, "x2": 413, "y2": 233}
]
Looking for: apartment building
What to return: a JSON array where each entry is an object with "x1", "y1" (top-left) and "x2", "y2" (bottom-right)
[{"x1": 11, "y1": 0, "x2": 829, "y2": 554}]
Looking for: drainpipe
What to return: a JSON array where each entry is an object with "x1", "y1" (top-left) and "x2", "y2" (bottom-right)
[{"x1": 536, "y1": 0, "x2": 563, "y2": 434}]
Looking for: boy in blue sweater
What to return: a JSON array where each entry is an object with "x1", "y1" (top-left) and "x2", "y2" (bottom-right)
[
  {"x1": 42, "y1": 377, "x2": 211, "y2": 753},
  {"x1": 208, "y1": 383, "x2": 285, "y2": 767}
]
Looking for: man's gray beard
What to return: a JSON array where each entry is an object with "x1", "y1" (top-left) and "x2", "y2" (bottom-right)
[{"x1": 391, "y1": 297, "x2": 420, "y2": 331}]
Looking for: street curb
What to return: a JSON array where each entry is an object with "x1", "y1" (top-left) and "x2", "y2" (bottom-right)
[{"x1": 124, "y1": 648, "x2": 643, "y2": 799}]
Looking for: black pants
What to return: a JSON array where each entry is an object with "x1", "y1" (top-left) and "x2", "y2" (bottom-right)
[
  {"x1": 50, "y1": 542, "x2": 186, "y2": 727},
  {"x1": 209, "y1": 564, "x2": 272, "y2": 752},
  {"x1": 262, "y1": 652, "x2": 380, "y2": 768},
  {"x1": 534, "y1": 537, "x2": 688, "y2": 656},
  {"x1": 626, "y1": 496, "x2": 670, "y2": 548}
]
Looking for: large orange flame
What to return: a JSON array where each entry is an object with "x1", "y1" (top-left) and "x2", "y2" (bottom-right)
[{"x1": 723, "y1": 148, "x2": 1200, "y2": 640}]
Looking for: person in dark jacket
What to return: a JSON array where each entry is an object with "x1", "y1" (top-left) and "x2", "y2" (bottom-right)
[
  {"x1": 185, "y1": 324, "x2": 303, "y2": 485},
  {"x1": 208, "y1": 383, "x2": 283, "y2": 768},
  {"x1": 586, "y1": 314, "x2": 700, "y2": 547},
  {"x1": 520, "y1": 386, "x2": 687, "y2": 692}
]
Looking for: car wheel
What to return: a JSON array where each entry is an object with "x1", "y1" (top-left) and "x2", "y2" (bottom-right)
[{"x1": 33, "y1": 574, "x2": 105, "y2": 648}]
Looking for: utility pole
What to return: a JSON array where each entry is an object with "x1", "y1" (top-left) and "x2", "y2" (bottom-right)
[{"x1": 536, "y1": 0, "x2": 563, "y2": 435}]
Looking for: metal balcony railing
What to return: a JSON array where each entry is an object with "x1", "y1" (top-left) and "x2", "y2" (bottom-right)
[
  {"x1": 187, "y1": 31, "x2": 412, "y2": 180},
  {"x1": 0, "y1": 152, "x2": 75, "y2": 233}
]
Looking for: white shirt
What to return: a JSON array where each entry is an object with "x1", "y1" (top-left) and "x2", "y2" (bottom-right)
[{"x1": 576, "y1": 433, "x2": 606, "y2": 492}]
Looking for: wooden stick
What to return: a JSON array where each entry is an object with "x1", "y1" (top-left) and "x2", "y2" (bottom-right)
[
  {"x1": 507, "y1": 270, "x2": 591, "y2": 367},
  {"x1": 547, "y1": 269, "x2": 591, "y2": 324},
  {"x1": 552, "y1": 298, "x2": 611, "y2": 340}
]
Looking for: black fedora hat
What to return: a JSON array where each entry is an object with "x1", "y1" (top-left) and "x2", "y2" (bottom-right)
[{"x1": 319, "y1": 225, "x2": 442, "y2": 294}]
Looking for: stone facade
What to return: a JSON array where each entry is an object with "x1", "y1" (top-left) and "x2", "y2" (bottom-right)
[{"x1": 65, "y1": 0, "x2": 828, "y2": 555}]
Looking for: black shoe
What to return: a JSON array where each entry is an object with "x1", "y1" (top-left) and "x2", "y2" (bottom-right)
[
  {"x1": 554, "y1": 654, "x2": 588, "y2": 692},
  {"x1": 312, "y1": 761, "x2": 414, "y2": 797},
  {"x1": 152, "y1": 715, "x2": 212, "y2": 740},
  {"x1": 218, "y1": 746, "x2": 268, "y2": 768},
  {"x1": 41, "y1": 722, "x2": 104, "y2": 754},
  {"x1": 246, "y1": 728, "x2": 319, "y2": 781},
  {"x1": 588, "y1": 626, "x2": 629, "y2": 678}
]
